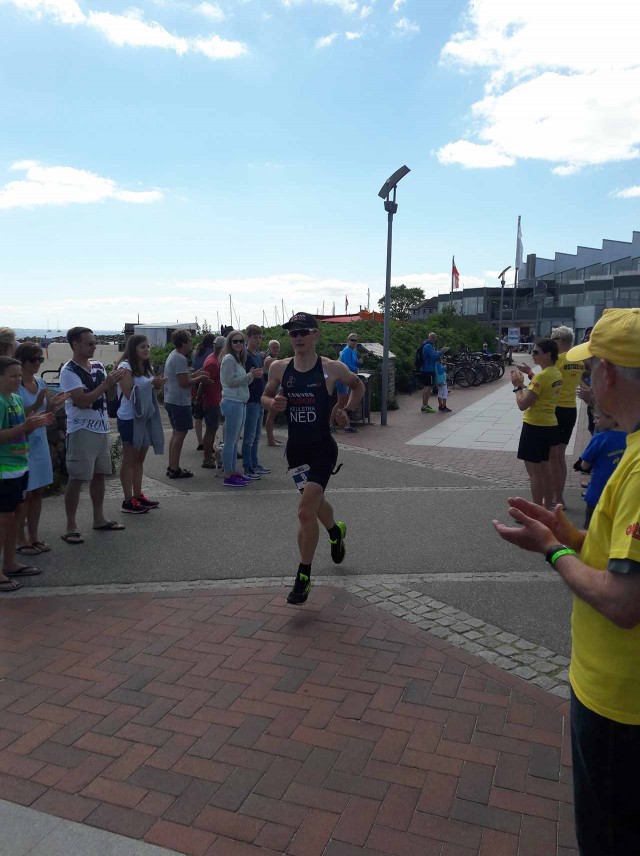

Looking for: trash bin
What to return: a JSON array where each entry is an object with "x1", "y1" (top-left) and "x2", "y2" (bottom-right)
[{"x1": 349, "y1": 372, "x2": 372, "y2": 425}]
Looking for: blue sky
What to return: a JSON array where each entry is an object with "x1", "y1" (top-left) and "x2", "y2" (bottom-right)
[{"x1": 2, "y1": 0, "x2": 639, "y2": 330}]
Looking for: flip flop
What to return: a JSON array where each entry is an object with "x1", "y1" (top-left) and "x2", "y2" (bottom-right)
[
  {"x1": 0, "y1": 579, "x2": 22, "y2": 592},
  {"x1": 62, "y1": 532, "x2": 84, "y2": 545},
  {"x1": 16, "y1": 544, "x2": 43, "y2": 556},
  {"x1": 4, "y1": 565, "x2": 41, "y2": 577},
  {"x1": 32, "y1": 541, "x2": 51, "y2": 553},
  {"x1": 93, "y1": 521, "x2": 126, "y2": 531}
]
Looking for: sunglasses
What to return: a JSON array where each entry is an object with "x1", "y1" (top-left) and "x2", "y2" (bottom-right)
[
  {"x1": 28, "y1": 357, "x2": 45, "y2": 363},
  {"x1": 532, "y1": 349, "x2": 541, "y2": 356},
  {"x1": 348, "y1": 339, "x2": 358, "y2": 343},
  {"x1": 231, "y1": 339, "x2": 245, "y2": 344},
  {"x1": 289, "y1": 329, "x2": 312, "y2": 339}
]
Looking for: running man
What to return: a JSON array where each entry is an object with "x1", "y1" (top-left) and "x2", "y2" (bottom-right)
[{"x1": 262, "y1": 313, "x2": 364, "y2": 605}]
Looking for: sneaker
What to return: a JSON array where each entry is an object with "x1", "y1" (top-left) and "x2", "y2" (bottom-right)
[
  {"x1": 254, "y1": 465, "x2": 271, "y2": 475},
  {"x1": 202, "y1": 459, "x2": 216, "y2": 468},
  {"x1": 243, "y1": 469, "x2": 261, "y2": 480},
  {"x1": 122, "y1": 498, "x2": 149, "y2": 514},
  {"x1": 421, "y1": 406, "x2": 437, "y2": 413},
  {"x1": 136, "y1": 493, "x2": 159, "y2": 509},
  {"x1": 330, "y1": 521, "x2": 346, "y2": 564},
  {"x1": 439, "y1": 406, "x2": 452, "y2": 413},
  {"x1": 223, "y1": 475, "x2": 247, "y2": 487},
  {"x1": 343, "y1": 426, "x2": 358, "y2": 433},
  {"x1": 287, "y1": 572, "x2": 311, "y2": 605}
]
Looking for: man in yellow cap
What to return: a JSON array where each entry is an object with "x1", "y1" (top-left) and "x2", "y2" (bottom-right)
[{"x1": 492, "y1": 308, "x2": 640, "y2": 855}]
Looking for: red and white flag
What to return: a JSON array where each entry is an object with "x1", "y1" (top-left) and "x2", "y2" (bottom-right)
[{"x1": 452, "y1": 256, "x2": 460, "y2": 290}]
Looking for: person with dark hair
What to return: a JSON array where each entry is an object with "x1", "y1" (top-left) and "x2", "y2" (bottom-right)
[
  {"x1": 116, "y1": 335, "x2": 166, "y2": 512},
  {"x1": 242, "y1": 324, "x2": 270, "y2": 480},
  {"x1": 510, "y1": 338, "x2": 562, "y2": 507},
  {"x1": 220, "y1": 330, "x2": 262, "y2": 487},
  {"x1": 163, "y1": 330, "x2": 208, "y2": 479},
  {"x1": 15, "y1": 343, "x2": 68, "y2": 554},
  {"x1": 59, "y1": 327, "x2": 126, "y2": 544},
  {"x1": 192, "y1": 333, "x2": 216, "y2": 451},
  {"x1": 262, "y1": 313, "x2": 364, "y2": 605},
  {"x1": 0, "y1": 355, "x2": 54, "y2": 590},
  {"x1": 200, "y1": 336, "x2": 226, "y2": 469},
  {"x1": 494, "y1": 309, "x2": 640, "y2": 856}
]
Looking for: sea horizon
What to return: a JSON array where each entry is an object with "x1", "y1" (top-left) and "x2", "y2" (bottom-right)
[{"x1": 13, "y1": 328, "x2": 121, "y2": 338}]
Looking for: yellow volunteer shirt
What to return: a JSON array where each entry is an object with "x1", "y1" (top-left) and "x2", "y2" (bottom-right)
[
  {"x1": 555, "y1": 352, "x2": 584, "y2": 408},
  {"x1": 571, "y1": 430, "x2": 640, "y2": 724},
  {"x1": 522, "y1": 365, "x2": 562, "y2": 426}
]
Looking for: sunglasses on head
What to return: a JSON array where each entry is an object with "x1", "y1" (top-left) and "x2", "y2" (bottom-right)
[
  {"x1": 289, "y1": 329, "x2": 312, "y2": 339},
  {"x1": 231, "y1": 338, "x2": 245, "y2": 344}
]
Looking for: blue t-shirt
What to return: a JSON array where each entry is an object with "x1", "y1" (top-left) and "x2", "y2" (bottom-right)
[
  {"x1": 421, "y1": 342, "x2": 442, "y2": 372},
  {"x1": 339, "y1": 345, "x2": 359, "y2": 374},
  {"x1": 582, "y1": 429, "x2": 627, "y2": 507}
]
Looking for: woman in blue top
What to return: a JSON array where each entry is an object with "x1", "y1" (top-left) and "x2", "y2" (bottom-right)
[{"x1": 330, "y1": 333, "x2": 360, "y2": 433}]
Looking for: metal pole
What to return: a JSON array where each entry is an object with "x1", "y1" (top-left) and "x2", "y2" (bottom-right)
[
  {"x1": 380, "y1": 208, "x2": 394, "y2": 427},
  {"x1": 498, "y1": 278, "x2": 505, "y2": 355}
]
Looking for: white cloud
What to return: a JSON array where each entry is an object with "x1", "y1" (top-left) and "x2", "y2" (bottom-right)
[
  {"x1": 4, "y1": 0, "x2": 248, "y2": 60},
  {"x1": 360, "y1": 4, "x2": 372, "y2": 17},
  {"x1": 438, "y1": 0, "x2": 640, "y2": 173},
  {"x1": 0, "y1": 160, "x2": 164, "y2": 209},
  {"x1": 394, "y1": 271, "x2": 487, "y2": 297},
  {"x1": 612, "y1": 185, "x2": 640, "y2": 199},
  {"x1": 194, "y1": 1, "x2": 224, "y2": 20},
  {"x1": 345, "y1": 30, "x2": 361, "y2": 39},
  {"x1": 315, "y1": 32, "x2": 337, "y2": 48},
  {"x1": 281, "y1": 0, "x2": 358, "y2": 12},
  {"x1": 2, "y1": 0, "x2": 85, "y2": 24},
  {"x1": 391, "y1": 0, "x2": 405, "y2": 11},
  {"x1": 395, "y1": 16, "x2": 419, "y2": 34}
]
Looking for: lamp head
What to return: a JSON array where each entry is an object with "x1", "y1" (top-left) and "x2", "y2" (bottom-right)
[{"x1": 378, "y1": 165, "x2": 410, "y2": 199}]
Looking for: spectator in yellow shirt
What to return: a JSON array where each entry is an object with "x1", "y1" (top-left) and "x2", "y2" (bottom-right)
[{"x1": 494, "y1": 308, "x2": 640, "y2": 855}]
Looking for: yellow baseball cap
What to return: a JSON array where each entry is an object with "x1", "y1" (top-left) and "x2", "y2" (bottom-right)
[{"x1": 566, "y1": 308, "x2": 640, "y2": 367}]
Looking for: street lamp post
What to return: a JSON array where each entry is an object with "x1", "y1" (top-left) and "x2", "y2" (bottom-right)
[
  {"x1": 378, "y1": 165, "x2": 410, "y2": 427},
  {"x1": 497, "y1": 266, "x2": 511, "y2": 355}
]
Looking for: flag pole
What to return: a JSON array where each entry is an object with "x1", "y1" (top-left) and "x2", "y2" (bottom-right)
[
  {"x1": 512, "y1": 215, "x2": 522, "y2": 322},
  {"x1": 450, "y1": 255, "x2": 455, "y2": 307}
]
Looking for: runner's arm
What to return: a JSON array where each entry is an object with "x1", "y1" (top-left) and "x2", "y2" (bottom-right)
[{"x1": 261, "y1": 361, "x2": 285, "y2": 411}]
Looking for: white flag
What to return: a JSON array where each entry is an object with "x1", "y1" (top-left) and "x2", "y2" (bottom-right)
[{"x1": 515, "y1": 215, "x2": 523, "y2": 272}]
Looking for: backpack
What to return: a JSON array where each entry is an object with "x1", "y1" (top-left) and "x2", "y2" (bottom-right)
[{"x1": 415, "y1": 341, "x2": 427, "y2": 372}]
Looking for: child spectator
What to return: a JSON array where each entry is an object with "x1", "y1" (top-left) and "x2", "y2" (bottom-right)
[
  {"x1": 578, "y1": 406, "x2": 627, "y2": 527},
  {"x1": 435, "y1": 359, "x2": 451, "y2": 412},
  {"x1": 0, "y1": 356, "x2": 53, "y2": 590}
]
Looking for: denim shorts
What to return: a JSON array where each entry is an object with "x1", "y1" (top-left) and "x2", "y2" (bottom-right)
[
  {"x1": 165, "y1": 403, "x2": 193, "y2": 433},
  {"x1": 117, "y1": 418, "x2": 134, "y2": 446}
]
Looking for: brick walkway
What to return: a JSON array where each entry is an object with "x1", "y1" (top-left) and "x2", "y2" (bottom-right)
[{"x1": 0, "y1": 586, "x2": 577, "y2": 855}]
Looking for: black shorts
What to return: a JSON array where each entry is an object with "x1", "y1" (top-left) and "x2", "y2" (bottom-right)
[
  {"x1": 117, "y1": 418, "x2": 134, "y2": 446},
  {"x1": 420, "y1": 371, "x2": 435, "y2": 387},
  {"x1": 203, "y1": 406, "x2": 221, "y2": 434},
  {"x1": 165, "y1": 403, "x2": 193, "y2": 433},
  {"x1": 192, "y1": 401, "x2": 205, "y2": 420},
  {"x1": 554, "y1": 407, "x2": 577, "y2": 445},
  {"x1": 0, "y1": 472, "x2": 29, "y2": 513},
  {"x1": 517, "y1": 423, "x2": 558, "y2": 464},
  {"x1": 286, "y1": 438, "x2": 338, "y2": 492}
]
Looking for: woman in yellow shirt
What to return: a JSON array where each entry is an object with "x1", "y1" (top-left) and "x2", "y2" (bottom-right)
[{"x1": 512, "y1": 338, "x2": 562, "y2": 506}]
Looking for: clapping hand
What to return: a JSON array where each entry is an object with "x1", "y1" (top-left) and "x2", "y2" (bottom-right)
[
  {"x1": 25, "y1": 412, "x2": 55, "y2": 433},
  {"x1": 50, "y1": 391, "x2": 70, "y2": 409},
  {"x1": 510, "y1": 368, "x2": 525, "y2": 387},
  {"x1": 493, "y1": 496, "x2": 584, "y2": 554},
  {"x1": 250, "y1": 367, "x2": 263, "y2": 378}
]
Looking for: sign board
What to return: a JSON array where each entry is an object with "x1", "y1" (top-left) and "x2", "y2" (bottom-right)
[{"x1": 507, "y1": 327, "x2": 520, "y2": 347}]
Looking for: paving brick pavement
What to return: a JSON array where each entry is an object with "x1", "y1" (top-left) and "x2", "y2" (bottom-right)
[{"x1": 0, "y1": 586, "x2": 578, "y2": 855}]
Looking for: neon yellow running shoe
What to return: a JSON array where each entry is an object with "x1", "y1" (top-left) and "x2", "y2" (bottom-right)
[
  {"x1": 330, "y1": 521, "x2": 346, "y2": 564},
  {"x1": 287, "y1": 572, "x2": 311, "y2": 605}
]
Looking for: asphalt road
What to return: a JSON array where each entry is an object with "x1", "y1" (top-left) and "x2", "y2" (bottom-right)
[{"x1": 18, "y1": 438, "x2": 579, "y2": 655}]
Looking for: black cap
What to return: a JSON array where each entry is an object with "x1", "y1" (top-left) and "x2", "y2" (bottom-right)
[{"x1": 282, "y1": 312, "x2": 318, "y2": 331}]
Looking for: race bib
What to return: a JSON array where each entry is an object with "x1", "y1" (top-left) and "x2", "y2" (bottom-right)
[{"x1": 288, "y1": 464, "x2": 310, "y2": 492}]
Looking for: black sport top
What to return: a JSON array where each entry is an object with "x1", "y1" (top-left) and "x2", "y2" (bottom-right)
[{"x1": 282, "y1": 356, "x2": 332, "y2": 446}]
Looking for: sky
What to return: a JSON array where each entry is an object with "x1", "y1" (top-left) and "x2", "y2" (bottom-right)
[{"x1": 1, "y1": 0, "x2": 640, "y2": 331}]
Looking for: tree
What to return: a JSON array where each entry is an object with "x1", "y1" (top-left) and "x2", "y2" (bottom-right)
[{"x1": 377, "y1": 285, "x2": 426, "y2": 321}]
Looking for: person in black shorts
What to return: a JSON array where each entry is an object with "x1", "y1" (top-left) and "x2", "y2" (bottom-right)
[{"x1": 262, "y1": 313, "x2": 364, "y2": 605}]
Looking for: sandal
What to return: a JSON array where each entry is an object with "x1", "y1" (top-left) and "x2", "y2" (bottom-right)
[
  {"x1": 167, "y1": 468, "x2": 194, "y2": 479},
  {"x1": 0, "y1": 579, "x2": 22, "y2": 592},
  {"x1": 16, "y1": 544, "x2": 43, "y2": 556},
  {"x1": 93, "y1": 521, "x2": 126, "y2": 531},
  {"x1": 62, "y1": 532, "x2": 84, "y2": 544},
  {"x1": 32, "y1": 541, "x2": 51, "y2": 553},
  {"x1": 5, "y1": 565, "x2": 41, "y2": 577}
]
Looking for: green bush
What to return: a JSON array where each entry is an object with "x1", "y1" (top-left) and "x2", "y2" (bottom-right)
[{"x1": 151, "y1": 314, "x2": 496, "y2": 410}]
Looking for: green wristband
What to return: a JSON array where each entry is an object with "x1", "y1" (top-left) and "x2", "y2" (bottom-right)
[{"x1": 545, "y1": 545, "x2": 577, "y2": 567}]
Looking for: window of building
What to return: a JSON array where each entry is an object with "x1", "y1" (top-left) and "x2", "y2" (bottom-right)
[
  {"x1": 610, "y1": 257, "x2": 632, "y2": 275},
  {"x1": 585, "y1": 290, "x2": 605, "y2": 305},
  {"x1": 559, "y1": 293, "x2": 578, "y2": 307},
  {"x1": 463, "y1": 296, "x2": 478, "y2": 315}
]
